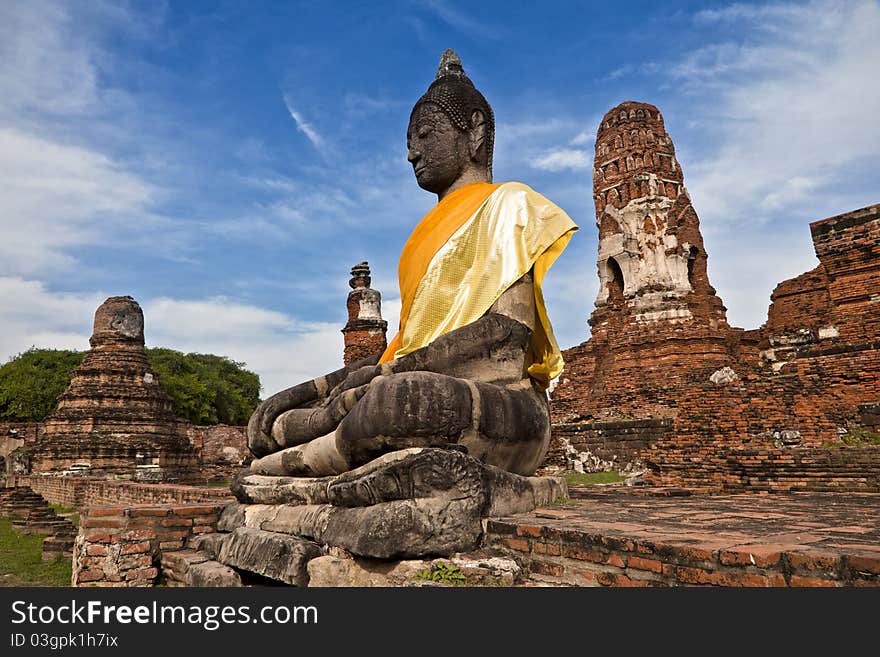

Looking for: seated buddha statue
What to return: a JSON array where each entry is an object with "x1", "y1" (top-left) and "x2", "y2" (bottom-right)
[{"x1": 246, "y1": 49, "x2": 577, "y2": 478}]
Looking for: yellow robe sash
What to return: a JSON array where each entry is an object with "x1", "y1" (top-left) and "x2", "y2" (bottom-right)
[{"x1": 380, "y1": 181, "x2": 578, "y2": 388}]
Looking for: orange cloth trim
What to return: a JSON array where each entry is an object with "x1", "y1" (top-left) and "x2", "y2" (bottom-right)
[{"x1": 379, "y1": 182, "x2": 501, "y2": 363}]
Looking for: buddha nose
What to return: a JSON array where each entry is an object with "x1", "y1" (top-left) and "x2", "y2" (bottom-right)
[{"x1": 407, "y1": 145, "x2": 420, "y2": 164}]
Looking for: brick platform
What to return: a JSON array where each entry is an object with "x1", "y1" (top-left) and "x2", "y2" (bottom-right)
[
  {"x1": 72, "y1": 503, "x2": 226, "y2": 587},
  {"x1": 484, "y1": 487, "x2": 880, "y2": 587}
]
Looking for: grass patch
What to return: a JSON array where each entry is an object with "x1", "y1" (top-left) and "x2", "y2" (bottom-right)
[
  {"x1": 205, "y1": 481, "x2": 231, "y2": 488},
  {"x1": 49, "y1": 504, "x2": 79, "y2": 526},
  {"x1": 414, "y1": 562, "x2": 467, "y2": 585},
  {"x1": 562, "y1": 471, "x2": 624, "y2": 486},
  {"x1": 0, "y1": 518, "x2": 72, "y2": 587},
  {"x1": 547, "y1": 497, "x2": 578, "y2": 507},
  {"x1": 841, "y1": 427, "x2": 880, "y2": 446}
]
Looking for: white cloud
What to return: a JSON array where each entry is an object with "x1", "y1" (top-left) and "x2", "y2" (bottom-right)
[
  {"x1": 661, "y1": 0, "x2": 880, "y2": 329},
  {"x1": 0, "y1": 278, "x2": 101, "y2": 363},
  {"x1": 0, "y1": 129, "x2": 159, "y2": 274},
  {"x1": 533, "y1": 149, "x2": 591, "y2": 172},
  {"x1": 0, "y1": 1, "x2": 99, "y2": 118},
  {"x1": 0, "y1": 278, "x2": 370, "y2": 400},
  {"x1": 570, "y1": 130, "x2": 595, "y2": 146},
  {"x1": 142, "y1": 296, "x2": 348, "y2": 397},
  {"x1": 676, "y1": 0, "x2": 880, "y2": 224},
  {"x1": 0, "y1": 2, "x2": 177, "y2": 277},
  {"x1": 282, "y1": 95, "x2": 325, "y2": 152}
]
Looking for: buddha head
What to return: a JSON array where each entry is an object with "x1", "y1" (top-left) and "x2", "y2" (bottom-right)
[{"x1": 407, "y1": 49, "x2": 495, "y2": 196}]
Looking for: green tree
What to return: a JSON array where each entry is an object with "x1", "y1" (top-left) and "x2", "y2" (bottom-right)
[
  {"x1": 146, "y1": 348, "x2": 260, "y2": 425},
  {"x1": 0, "y1": 347, "x2": 261, "y2": 425},
  {"x1": 0, "y1": 348, "x2": 84, "y2": 422}
]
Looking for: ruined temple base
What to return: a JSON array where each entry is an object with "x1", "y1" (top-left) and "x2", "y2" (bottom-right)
[
  {"x1": 72, "y1": 479, "x2": 880, "y2": 587},
  {"x1": 484, "y1": 487, "x2": 880, "y2": 587}
]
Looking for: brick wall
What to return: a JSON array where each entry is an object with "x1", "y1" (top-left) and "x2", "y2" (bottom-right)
[
  {"x1": 5, "y1": 422, "x2": 246, "y2": 484},
  {"x1": 0, "y1": 422, "x2": 42, "y2": 445},
  {"x1": 483, "y1": 515, "x2": 879, "y2": 587},
  {"x1": 546, "y1": 419, "x2": 672, "y2": 472},
  {"x1": 765, "y1": 265, "x2": 832, "y2": 334},
  {"x1": 18, "y1": 475, "x2": 233, "y2": 508},
  {"x1": 186, "y1": 424, "x2": 249, "y2": 482},
  {"x1": 73, "y1": 503, "x2": 225, "y2": 587}
]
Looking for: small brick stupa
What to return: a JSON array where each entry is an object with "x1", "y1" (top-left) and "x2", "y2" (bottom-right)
[
  {"x1": 31, "y1": 296, "x2": 197, "y2": 481},
  {"x1": 341, "y1": 262, "x2": 388, "y2": 365}
]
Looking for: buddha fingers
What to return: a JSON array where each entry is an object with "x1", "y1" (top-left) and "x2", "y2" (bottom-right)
[
  {"x1": 271, "y1": 383, "x2": 372, "y2": 450},
  {"x1": 246, "y1": 354, "x2": 380, "y2": 458}
]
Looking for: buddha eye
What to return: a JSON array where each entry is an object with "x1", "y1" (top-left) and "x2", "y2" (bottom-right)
[{"x1": 418, "y1": 127, "x2": 432, "y2": 139}]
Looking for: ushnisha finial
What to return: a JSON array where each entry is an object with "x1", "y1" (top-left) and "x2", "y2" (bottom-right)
[{"x1": 436, "y1": 49, "x2": 469, "y2": 82}]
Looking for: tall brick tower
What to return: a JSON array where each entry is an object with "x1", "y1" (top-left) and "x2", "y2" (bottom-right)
[
  {"x1": 590, "y1": 101, "x2": 728, "y2": 331},
  {"x1": 342, "y1": 262, "x2": 388, "y2": 365},
  {"x1": 547, "y1": 101, "x2": 748, "y2": 472}
]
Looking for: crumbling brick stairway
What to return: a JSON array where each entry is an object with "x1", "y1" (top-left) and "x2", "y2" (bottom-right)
[{"x1": 0, "y1": 486, "x2": 77, "y2": 560}]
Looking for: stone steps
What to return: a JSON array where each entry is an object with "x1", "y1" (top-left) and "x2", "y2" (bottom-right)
[
  {"x1": 160, "y1": 549, "x2": 242, "y2": 587},
  {"x1": 1, "y1": 486, "x2": 77, "y2": 561},
  {"x1": 41, "y1": 535, "x2": 75, "y2": 562}
]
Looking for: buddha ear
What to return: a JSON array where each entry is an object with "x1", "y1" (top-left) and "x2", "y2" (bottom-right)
[{"x1": 468, "y1": 109, "x2": 487, "y2": 162}]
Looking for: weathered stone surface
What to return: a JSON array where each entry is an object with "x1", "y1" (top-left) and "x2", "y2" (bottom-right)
[
  {"x1": 231, "y1": 472, "x2": 333, "y2": 506},
  {"x1": 483, "y1": 467, "x2": 567, "y2": 517},
  {"x1": 217, "y1": 503, "x2": 246, "y2": 532},
  {"x1": 188, "y1": 532, "x2": 226, "y2": 559},
  {"x1": 217, "y1": 527, "x2": 323, "y2": 586},
  {"x1": 227, "y1": 449, "x2": 565, "y2": 559},
  {"x1": 307, "y1": 554, "x2": 431, "y2": 587},
  {"x1": 161, "y1": 549, "x2": 242, "y2": 587},
  {"x1": 306, "y1": 551, "x2": 522, "y2": 587},
  {"x1": 709, "y1": 367, "x2": 739, "y2": 385}
]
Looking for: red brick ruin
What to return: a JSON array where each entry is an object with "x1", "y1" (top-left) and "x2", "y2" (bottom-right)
[
  {"x1": 342, "y1": 261, "x2": 388, "y2": 365},
  {"x1": 20, "y1": 297, "x2": 248, "y2": 484},
  {"x1": 30, "y1": 297, "x2": 198, "y2": 480},
  {"x1": 548, "y1": 101, "x2": 880, "y2": 492}
]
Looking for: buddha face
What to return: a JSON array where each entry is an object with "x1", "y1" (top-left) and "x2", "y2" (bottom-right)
[{"x1": 407, "y1": 102, "x2": 470, "y2": 195}]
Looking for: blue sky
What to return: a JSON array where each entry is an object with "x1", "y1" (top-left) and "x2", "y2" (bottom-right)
[{"x1": 1, "y1": 0, "x2": 878, "y2": 396}]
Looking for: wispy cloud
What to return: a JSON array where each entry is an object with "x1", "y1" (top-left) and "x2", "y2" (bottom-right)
[
  {"x1": 659, "y1": 0, "x2": 880, "y2": 329},
  {"x1": 0, "y1": 278, "x2": 103, "y2": 362},
  {"x1": 144, "y1": 297, "x2": 347, "y2": 396},
  {"x1": 282, "y1": 94, "x2": 325, "y2": 152},
  {"x1": 674, "y1": 0, "x2": 880, "y2": 224},
  {"x1": 343, "y1": 93, "x2": 404, "y2": 118},
  {"x1": 0, "y1": 125, "x2": 158, "y2": 275},
  {"x1": 533, "y1": 149, "x2": 591, "y2": 172},
  {"x1": 419, "y1": 0, "x2": 501, "y2": 40},
  {"x1": 570, "y1": 130, "x2": 594, "y2": 146}
]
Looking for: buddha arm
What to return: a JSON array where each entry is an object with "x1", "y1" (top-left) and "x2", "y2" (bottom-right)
[{"x1": 247, "y1": 353, "x2": 380, "y2": 457}]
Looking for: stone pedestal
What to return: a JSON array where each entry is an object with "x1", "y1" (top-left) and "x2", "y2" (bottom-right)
[{"x1": 193, "y1": 448, "x2": 565, "y2": 586}]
